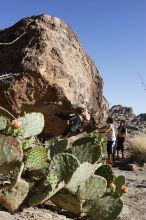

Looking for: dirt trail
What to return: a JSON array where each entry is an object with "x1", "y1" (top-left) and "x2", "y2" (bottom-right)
[{"x1": 114, "y1": 164, "x2": 146, "y2": 220}]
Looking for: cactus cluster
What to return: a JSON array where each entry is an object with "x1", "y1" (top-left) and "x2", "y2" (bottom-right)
[{"x1": 0, "y1": 109, "x2": 127, "y2": 219}]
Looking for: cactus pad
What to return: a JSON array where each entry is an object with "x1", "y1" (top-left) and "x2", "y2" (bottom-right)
[
  {"x1": 83, "y1": 195, "x2": 123, "y2": 220},
  {"x1": 71, "y1": 137, "x2": 102, "y2": 164},
  {"x1": 79, "y1": 175, "x2": 107, "y2": 200},
  {"x1": 45, "y1": 137, "x2": 59, "y2": 149},
  {"x1": 22, "y1": 136, "x2": 36, "y2": 150},
  {"x1": 95, "y1": 165, "x2": 114, "y2": 186},
  {"x1": 49, "y1": 139, "x2": 68, "y2": 158},
  {"x1": 0, "y1": 179, "x2": 29, "y2": 213},
  {"x1": 28, "y1": 181, "x2": 64, "y2": 207},
  {"x1": 115, "y1": 175, "x2": 126, "y2": 196},
  {"x1": 47, "y1": 153, "x2": 80, "y2": 186},
  {"x1": 0, "y1": 116, "x2": 8, "y2": 131},
  {"x1": 51, "y1": 188, "x2": 82, "y2": 215},
  {"x1": 24, "y1": 146, "x2": 48, "y2": 171},
  {"x1": 18, "y1": 112, "x2": 44, "y2": 138},
  {"x1": 67, "y1": 162, "x2": 98, "y2": 193},
  {"x1": 0, "y1": 135, "x2": 23, "y2": 166}
]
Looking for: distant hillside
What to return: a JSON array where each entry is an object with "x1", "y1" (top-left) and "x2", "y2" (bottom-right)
[{"x1": 109, "y1": 105, "x2": 146, "y2": 135}]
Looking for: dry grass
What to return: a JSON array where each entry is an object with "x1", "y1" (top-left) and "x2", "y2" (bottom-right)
[{"x1": 129, "y1": 133, "x2": 146, "y2": 163}]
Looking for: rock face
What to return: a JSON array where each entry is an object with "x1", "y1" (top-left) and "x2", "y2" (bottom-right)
[
  {"x1": 109, "y1": 105, "x2": 146, "y2": 135},
  {"x1": 0, "y1": 14, "x2": 108, "y2": 137}
]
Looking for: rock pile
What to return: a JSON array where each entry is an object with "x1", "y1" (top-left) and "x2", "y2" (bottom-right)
[{"x1": 109, "y1": 105, "x2": 146, "y2": 135}]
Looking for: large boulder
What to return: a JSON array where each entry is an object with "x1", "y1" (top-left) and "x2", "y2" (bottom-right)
[{"x1": 0, "y1": 14, "x2": 108, "y2": 137}]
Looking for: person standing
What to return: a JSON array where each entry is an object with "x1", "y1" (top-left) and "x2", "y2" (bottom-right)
[
  {"x1": 116, "y1": 120, "x2": 127, "y2": 159},
  {"x1": 98, "y1": 117, "x2": 116, "y2": 163},
  {"x1": 105, "y1": 117, "x2": 116, "y2": 163}
]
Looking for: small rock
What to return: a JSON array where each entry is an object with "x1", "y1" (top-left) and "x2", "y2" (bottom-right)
[
  {"x1": 126, "y1": 164, "x2": 136, "y2": 171},
  {"x1": 136, "y1": 184, "x2": 146, "y2": 188},
  {"x1": 138, "y1": 167, "x2": 144, "y2": 171}
]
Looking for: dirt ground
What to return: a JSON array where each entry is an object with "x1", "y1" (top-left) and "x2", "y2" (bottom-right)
[{"x1": 114, "y1": 163, "x2": 146, "y2": 220}]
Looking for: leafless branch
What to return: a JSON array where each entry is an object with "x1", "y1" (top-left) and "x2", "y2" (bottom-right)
[{"x1": 138, "y1": 73, "x2": 146, "y2": 92}]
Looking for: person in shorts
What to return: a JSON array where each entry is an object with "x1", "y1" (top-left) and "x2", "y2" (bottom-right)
[
  {"x1": 116, "y1": 120, "x2": 127, "y2": 159},
  {"x1": 105, "y1": 117, "x2": 116, "y2": 163},
  {"x1": 99, "y1": 117, "x2": 116, "y2": 163}
]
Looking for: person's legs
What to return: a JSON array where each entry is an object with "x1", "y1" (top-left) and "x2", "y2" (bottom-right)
[
  {"x1": 117, "y1": 150, "x2": 120, "y2": 159},
  {"x1": 107, "y1": 142, "x2": 110, "y2": 161},
  {"x1": 112, "y1": 141, "x2": 116, "y2": 162},
  {"x1": 121, "y1": 139, "x2": 125, "y2": 158},
  {"x1": 116, "y1": 138, "x2": 122, "y2": 159},
  {"x1": 107, "y1": 141, "x2": 113, "y2": 162}
]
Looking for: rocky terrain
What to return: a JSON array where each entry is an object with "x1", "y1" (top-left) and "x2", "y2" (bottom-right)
[{"x1": 109, "y1": 105, "x2": 146, "y2": 135}]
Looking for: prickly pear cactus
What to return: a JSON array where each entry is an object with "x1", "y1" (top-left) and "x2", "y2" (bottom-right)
[
  {"x1": 115, "y1": 175, "x2": 126, "y2": 196},
  {"x1": 51, "y1": 188, "x2": 82, "y2": 215},
  {"x1": 0, "y1": 109, "x2": 126, "y2": 218},
  {"x1": 47, "y1": 153, "x2": 80, "y2": 186},
  {"x1": 67, "y1": 162, "x2": 99, "y2": 193},
  {"x1": 0, "y1": 179, "x2": 29, "y2": 213},
  {"x1": 22, "y1": 136, "x2": 36, "y2": 150},
  {"x1": 78, "y1": 175, "x2": 107, "y2": 200},
  {"x1": 30, "y1": 153, "x2": 79, "y2": 207},
  {"x1": 89, "y1": 132, "x2": 106, "y2": 149},
  {"x1": 44, "y1": 137, "x2": 59, "y2": 149},
  {"x1": 83, "y1": 195, "x2": 123, "y2": 220},
  {"x1": 71, "y1": 137, "x2": 102, "y2": 164},
  {"x1": 18, "y1": 112, "x2": 44, "y2": 138},
  {"x1": 24, "y1": 146, "x2": 48, "y2": 171},
  {"x1": 0, "y1": 135, "x2": 23, "y2": 167},
  {"x1": 49, "y1": 139, "x2": 68, "y2": 159},
  {"x1": 0, "y1": 116, "x2": 8, "y2": 131},
  {"x1": 51, "y1": 174, "x2": 107, "y2": 215},
  {"x1": 95, "y1": 165, "x2": 114, "y2": 186},
  {"x1": 28, "y1": 181, "x2": 64, "y2": 207}
]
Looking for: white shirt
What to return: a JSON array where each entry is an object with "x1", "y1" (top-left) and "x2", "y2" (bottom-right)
[{"x1": 106, "y1": 124, "x2": 116, "y2": 141}]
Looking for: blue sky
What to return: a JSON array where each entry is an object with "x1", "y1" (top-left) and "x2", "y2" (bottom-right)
[{"x1": 0, "y1": 0, "x2": 146, "y2": 115}]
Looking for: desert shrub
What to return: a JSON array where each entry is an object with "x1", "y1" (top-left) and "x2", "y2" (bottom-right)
[{"x1": 129, "y1": 132, "x2": 146, "y2": 163}]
